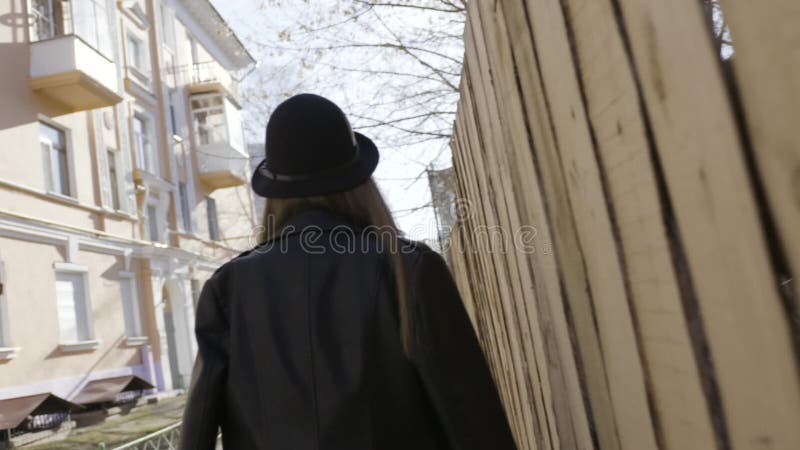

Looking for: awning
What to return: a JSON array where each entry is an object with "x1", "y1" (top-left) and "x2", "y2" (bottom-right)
[
  {"x1": 72, "y1": 375, "x2": 155, "y2": 405},
  {"x1": 0, "y1": 393, "x2": 82, "y2": 430}
]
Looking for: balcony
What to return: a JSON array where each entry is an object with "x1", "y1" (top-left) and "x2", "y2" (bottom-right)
[
  {"x1": 192, "y1": 93, "x2": 248, "y2": 189},
  {"x1": 28, "y1": 0, "x2": 121, "y2": 112},
  {"x1": 196, "y1": 141, "x2": 249, "y2": 189},
  {"x1": 172, "y1": 62, "x2": 241, "y2": 105}
]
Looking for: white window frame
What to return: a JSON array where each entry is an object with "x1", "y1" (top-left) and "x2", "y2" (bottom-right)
[
  {"x1": 0, "y1": 257, "x2": 20, "y2": 360},
  {"x1": 132, "y1": 110, "x2": 159, "y2": 175},
  {"x1": 125, "y1": 30, "x2": 150, "y2": 83},
  {"x1": 53, "y1": 262, "x2": 99, "y2": 352},
  {"x1": 107, "y1": 146, "x2": 122, "y2": 210},
  {"x1": 39, "y1": 116, "x2": 77, "y2": 199},
  {"x1": 159, "y1": 3, "x2": 176, "y2": 49},
  {"x1": 145, "y1": 199, "x2": 164, "y2": 243},
  {"x1": 118, "y1": 271, "x2": 146, "y2": 345},
  {"x1": 75, "y1": 0, "x2": 113, "y2": 57},
  {"x1": 29, "y1": 0, "x2": 114, "y2": 58},
  {"x1": 30, "y1": 0, "x2": 60, "y2": 41},
  {"x1": 191, "y1": 93, "x2": 230, "y2": 147}
]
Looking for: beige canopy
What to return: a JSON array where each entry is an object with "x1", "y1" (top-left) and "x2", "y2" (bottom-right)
[
  {"x1": 0, "y1": 393, "x2": 82, "y2": 430},
  {"x1": 72, "y1": 375, "x2": 154, "y2": 405}
]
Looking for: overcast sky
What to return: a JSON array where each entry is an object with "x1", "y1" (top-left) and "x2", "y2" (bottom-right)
[{"x1": 210, "y1": 0, "x2": 463, "y2": 246}]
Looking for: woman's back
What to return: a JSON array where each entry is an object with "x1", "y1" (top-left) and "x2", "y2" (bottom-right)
[
  {"x1": 200, "y1": 211, "x2": 446, "y2": 449},
  {"x1": 179, "y1": 94, "x2": 515, "y2": 450}
]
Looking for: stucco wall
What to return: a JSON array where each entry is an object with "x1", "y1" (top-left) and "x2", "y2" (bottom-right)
[
  {"x1": 0, "y1": 236, "x2": 142, "y2": 389},
  {"x1": 0, "y1": 0, "x2": 254, "y2": 399}
]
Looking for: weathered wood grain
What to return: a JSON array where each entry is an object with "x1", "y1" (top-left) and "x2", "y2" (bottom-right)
[
  {"x1": 446, "y1": 1, "x2": 800, "y2": 449},
  {"x1": 613, "y1": 0, "x2": 800, "y2": 447},
  {"x1": 498, "y1": 0, "x2": 624, "y2": 447},
  {"x1": 558, "y1": 0, "x2": 719, "y2": 448},
  {"x1": 716, "y1": 0, "x2": 800, "y2": 328},
  {"x1": 474, "y1": 2, "x2": 596, "y2": 448}
]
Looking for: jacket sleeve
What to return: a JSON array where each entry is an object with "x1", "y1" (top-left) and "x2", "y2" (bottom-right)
[
  {"x1": 410, "y1": 247, "x2": 518, "y2": 450},
  {"x1": 179, "y1": 273, "x2": 229, "y2": 450}
]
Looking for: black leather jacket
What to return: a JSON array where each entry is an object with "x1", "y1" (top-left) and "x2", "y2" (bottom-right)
[{"x1": 179, "y1": 210, "x2": 517, "y2": 450}]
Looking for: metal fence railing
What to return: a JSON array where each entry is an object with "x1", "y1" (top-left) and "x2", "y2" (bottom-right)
[
  {"x1": 103, "y1": 422, "x2": 222, "y2": 450},
  {"x1": 106, "y1": 422, "x2": 181, "y2": 450},
  {"x1": 168, "y1": 62, "x2": 240, "y2": 102}
]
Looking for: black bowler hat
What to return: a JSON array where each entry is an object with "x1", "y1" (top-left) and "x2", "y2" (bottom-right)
[{"x1": 251, "y1": 93, "x2": 379, "y2": 198}]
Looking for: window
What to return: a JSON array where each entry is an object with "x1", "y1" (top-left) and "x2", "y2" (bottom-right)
[
  {"x1": 178, "y1": 182, "x2": 192, "y2": 232},
  {"x1": 191, "y1": 94, "x2": 228, "y2": 146},
  {"x1": 107, "y1": 148, "x2": 120, "y2": 210},
  {"x1": 126, "y1": 32, "x2": 149, "y2": 80},
  {"x1": 72, "y1": 0, "x2": 113, "y2": 55},
  {"x1": 31, "y1": 0, "x2": 112, "y2": 56},
  {"x1": 40, "y1": 121, "x2": 71, "y2": 197},
  {"x1": 146, "y1": 203, "x2": 160, "y2": 242},
  {"x1": 169, "y1": 102, "x2": 177, "y2": 137},
  {"x1": 31, "y1": 0, "x2": 66, "y2": 41},
  {"x1": 167, "y1": 89, "x2": 179, "y2": 137},
  {"x1": 119, "y1": 276, "x2": 143, "y2": 338},
  {"x1": 55, "y1": 268, "x2": 92, "y2": 343},
  {"x1": 133, "y1": 114, "x2": 156, "y2": 174},
  {"x1": 160, "y1": 4, "x2": 176, "y2": 49},
  {"x1": 206, "y1": 196, "x2": 219, "y2": 241},
  {"x1": 168, "y1": 90, "x2": 184, "y2": 139},
  {"x1": 164, "y1": 51, "x2": 176, "y2": 85}
]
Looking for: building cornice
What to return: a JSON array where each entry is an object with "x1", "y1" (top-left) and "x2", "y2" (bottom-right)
[
  {"x1": 169, "y1": 0, "x2": 255, "y2": 70},
  {"x1": 0, "y1": 209, "x2": 236, "y2": 269},
  {"x1": 0, "y1": 176, "x2": 137, "y2": 222}
]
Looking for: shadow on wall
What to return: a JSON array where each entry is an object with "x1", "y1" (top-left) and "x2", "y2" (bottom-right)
[
  {"x1": 0, "y1": 0, "x2": 28, "y2": 44},
  {"x1": 45, "y1": 334, "x2": 125, "y2": 362},
  {"x1": 0, "y1": 4, "x2": 80, "y2": 133},
  {"x1": 0, "y1": 42, "x2": 72, "y2": 132}
]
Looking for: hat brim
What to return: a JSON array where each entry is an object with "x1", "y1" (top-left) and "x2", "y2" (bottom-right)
[{"x1": 251, "y1": 132, "x2": 379, "y2": 198}]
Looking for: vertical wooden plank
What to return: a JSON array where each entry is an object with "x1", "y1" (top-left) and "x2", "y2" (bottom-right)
[
  {"x1": 475, "y1": 2, "x2": 596, "y2": 449},
  {"x1": 508, "y1": 0, "x2": 662, "y2": 448},
  {"x1": 499, "y1": 1, "x2": 624, "y2": 447},
  {"x1": 454, "y1": 75, "x2": 524, "y2": 441},
  {"x1": 715, "y1": 0, "x2": 800, "y2": 313},
  {"x1": 558, "y1": 0, "x2": 720, "y2": 448},
  {"x1": 460, "y1": 63, "x2": 544, "y2": 449},
  {"x1": 455, "y1": 86, "x2": 513, "y2": 405},
  {"x1": 614, "y1": 0, "x2": 800, "y2": 447},
  {"x1": 467, "y1": 4, "x2": 567, "y2": 449}
]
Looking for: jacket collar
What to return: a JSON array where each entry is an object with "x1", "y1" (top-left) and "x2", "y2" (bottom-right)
[{"x1": 263, "y1": 209, "x2": 357, "y2": 244}]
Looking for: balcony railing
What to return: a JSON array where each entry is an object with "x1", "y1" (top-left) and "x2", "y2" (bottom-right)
[
  {"x1": 169, "y1": 62, "x2": 240, "y2": 104},
  {"x1": 28, "y1": 0, "x2": 120, "y2": 111}
]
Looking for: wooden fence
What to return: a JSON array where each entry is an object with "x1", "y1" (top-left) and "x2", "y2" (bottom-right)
[{"x1": 446, "y1": 1, "x2": 799, "y2": 449}]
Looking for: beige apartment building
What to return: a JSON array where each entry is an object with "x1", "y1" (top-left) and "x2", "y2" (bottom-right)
[{"x1": 0, "y1": 0, "x2": 257, "y2": 407}]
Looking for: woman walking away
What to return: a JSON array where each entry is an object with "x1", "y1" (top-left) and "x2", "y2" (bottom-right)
[{"x1": 179, "y1": 93, "x2": 517, "y2": 450}]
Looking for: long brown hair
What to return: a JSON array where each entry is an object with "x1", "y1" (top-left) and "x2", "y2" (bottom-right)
[{"x1": 258, "y1": 178, "x2": 413, "y2": 354}]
